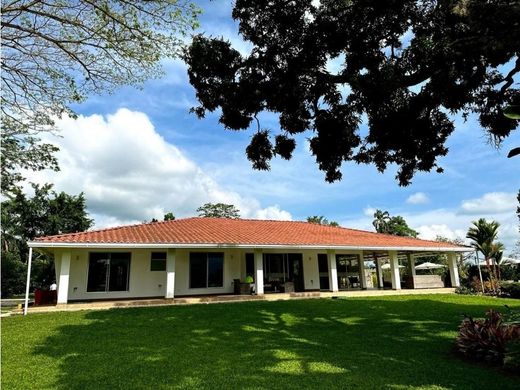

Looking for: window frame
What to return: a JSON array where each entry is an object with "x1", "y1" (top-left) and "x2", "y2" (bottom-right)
[
  {"x1": 189, "y1": 252, "x2": 224, "y2": 289},
  {"x1": 150, "y1": 251, "x2": 167, "y2": 271},
  {"x1": 86, "y1": 252, "x2": 131, "y2": 293}
]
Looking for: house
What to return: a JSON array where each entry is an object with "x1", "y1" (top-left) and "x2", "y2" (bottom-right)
[{"x1": 27, "y1": 217, "x2": 470, "y2": 305}]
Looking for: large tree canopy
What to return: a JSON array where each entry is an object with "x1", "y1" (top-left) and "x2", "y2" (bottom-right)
[
  {"x1": 185, "y1": 0, "x2": 519, "y2": 185},
  {"x1": 372, "y1": 209, "x2": 418, "y2": 237},
  {"x1": 306, "y1": 215, "x2": 339, "y2": 226},
  {"x1": 197, "y1": 203, "x2": 241, "y2": 219},
  {"x1": 1, "y1": 184, "x2": 93, "y2": 296},
  {"x1": 1, "y1": 0, "x2": 199, "y2": 194}
]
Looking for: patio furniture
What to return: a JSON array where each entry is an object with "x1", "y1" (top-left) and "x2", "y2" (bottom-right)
[{"x1": 283, "y1": 282, "x2": 295, "y2": 293}]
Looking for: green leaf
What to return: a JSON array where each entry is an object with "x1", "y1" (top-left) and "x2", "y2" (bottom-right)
[
  {"x1": 507, "y1": 147, "x2": 520, "y2": 158},
  {"x1": 504, "y1": 106, "x2": 520, "y2": 120}
]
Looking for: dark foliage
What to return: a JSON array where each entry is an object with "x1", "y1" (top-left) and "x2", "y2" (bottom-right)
[
  {"x1": 372, "y1": 209, "x2": 418, "y2": 237},
  {"x1": 196, "y1": 203, "x2": 241, "y2": 219},
  {"x1": 504, "y1": 340, "x2": 520, "y2": 372},
  {"x1": 185, "y1": 0, "x2": 520, "y2": 185},
  {"x1": 0, "y1": 251, "x2": 27, "y2": 297},
  {"x1": 501, "y1": 282, "x2": 520, "y2": 299},
  {"x1": 1, "y1": 184, "x2": 93, "y2": 297},
  {"x1": 455, "y1": 309, "x2": 520, "y2": 364}
]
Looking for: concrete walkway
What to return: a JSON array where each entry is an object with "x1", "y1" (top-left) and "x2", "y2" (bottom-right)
[{"x1": 15, "y1": 288, "x2": 456, "y2": 314}]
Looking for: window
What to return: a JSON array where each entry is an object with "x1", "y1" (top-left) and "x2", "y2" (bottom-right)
[
  {"x1": 87, "y1": 252, "x2": 130, "y2": 292},
  {"x1": 150, "y1": 252, "x2": 166, "y2": 271},
  {"x1": 318, "y1": 254, "x2": 328, "y2": 273},
  {"x1": 245, "y1": 253, "x2": 254, "y2": 278},
  {"x1": 189, "y1": 252, "x2": 224, "y2": 288}
]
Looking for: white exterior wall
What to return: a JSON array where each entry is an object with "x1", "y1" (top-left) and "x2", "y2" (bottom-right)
[
  {"x1": 301, "y1": 250, "x2": 320, "y2": 290},
  {"x1": 62, "y1": 248, "x2": 243, "y2": 301},
  {"x1": 174, "y1": 248, "x2": 241, "y2": 295},
  {"x1": 66, "y1": 249, "x2": 170, "y2": 301},
  {"x1": 56, "y1": 247, "x2": 447, "y2": 301}
]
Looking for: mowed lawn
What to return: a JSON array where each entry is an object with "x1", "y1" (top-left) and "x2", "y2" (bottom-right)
[{"x1": 2, "y1": 295, "x2": 519, "y2": 390}]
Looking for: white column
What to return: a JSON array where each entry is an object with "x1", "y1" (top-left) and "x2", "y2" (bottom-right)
[
  {"x1": 57, "y1": 251, "x2": 71, "y2": 304},
  {"x1": 165, "y1": 249, "x2": 176, "y2": 298},
  {"x1": 23, "y1": 247, "x2": 33, "y2": 315},
  {"x1": 375, "y1": 256, "x2": 384, "y2": 288},
  {"x1": 448, "y1": 253, "x2": 460, "y2": 287},
  {"x1": 388, "y1": 251, "x2": 401, "y2": 290},
  {"x1": 358, "y1": 251, "x2": 367, "y2": 289},
  {"x1": 407, "y1": 253, "x2": 416, "y2": 289},
  {"x1": 254, "y1": 249, "x2": 264, "y2": 295},
  {"x1": 327, "y1": 250, "x2": 339, "y2": 292}
]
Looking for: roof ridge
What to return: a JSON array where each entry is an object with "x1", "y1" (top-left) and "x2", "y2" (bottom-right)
[
  {"x1": 32, "y1": 217, "x2": 469, "y2": 248},
  {"x1": 34, "y1": 217, "x2": 197, "y2": 240}
]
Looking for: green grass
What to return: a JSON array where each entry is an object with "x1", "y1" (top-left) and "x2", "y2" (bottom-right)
[{"x1": 2, "y1": 294, "x2": 519, "y2": 389}]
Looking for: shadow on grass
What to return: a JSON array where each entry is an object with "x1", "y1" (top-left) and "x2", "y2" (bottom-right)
[{"x1": 25, "y1": 296, "x2": 520, "y2": 389}]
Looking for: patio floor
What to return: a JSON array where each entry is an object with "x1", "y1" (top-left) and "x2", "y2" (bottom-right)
[{"x1": 17, "y1": 288, "x2": 456, "y2": 314}]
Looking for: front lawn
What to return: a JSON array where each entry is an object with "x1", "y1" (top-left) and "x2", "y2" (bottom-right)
[{"x1": 2, "y1": 294, "x2": 519, "y2": 389}]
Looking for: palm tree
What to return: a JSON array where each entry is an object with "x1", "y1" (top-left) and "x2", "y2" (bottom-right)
[
  {"x1": 489, "y1": 241, "x2": 505, "y2": 280},
  {"x1": 466, "y1": 218, "x2": 500, "y2": 265},
  {"x1": 466, "y1": 219, "x2": 502, "y2": 289},
  {"x1": 372, "y1": 210, "x2": 390, "y2": 233}
]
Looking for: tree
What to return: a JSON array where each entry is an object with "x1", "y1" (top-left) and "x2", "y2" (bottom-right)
[
  {"x1": 1, "y1": 184, "x2": 93, "y2": 297},
  {"x1": 306, "y1": 216, "x2": 339, "y2": 227},
  {"x1": 372, "y1": 210, "x2": 418, "y2": 237},
  {"x1": 164, "y1": 212, "x2": 176, "y2": 221},
  {"x1": 386, "y1": 216, "x2": 419, "y2": 238},
  {"x1": 1, "y1": 0, "x2": 200, "y2": 194},
  {"x1": 185, "y1": 1, "x2": 519, "y2": 186},
  {"x1": 466, "y1": 218, "x2": 503, "y2": 287},
  {"x1": 504, "y1": 106, "x2": 520, "y2": 158},
  {"x1": 372, "y1": 210, "x2": 391, "y2": 233},
  {"x1": 197, "y1": 203, "x2": 241, "y2": 219}
]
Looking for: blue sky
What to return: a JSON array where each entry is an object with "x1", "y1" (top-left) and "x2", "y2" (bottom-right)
[{"x1": 29, "y1": 1, "x2": 519, "y2": 252}]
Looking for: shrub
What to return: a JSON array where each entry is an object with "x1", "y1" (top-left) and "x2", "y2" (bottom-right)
[
  {"x1": 500, "y1": 282, "x2": 520, "y2": 299},
  {"x1": 500, "y1": 266, "x2": 520, "y2": 282},
  {"x1": 470, "y1": 276, "x2": 501, "y2": 296},
  {"x1": 504, "y1": 340, "x2": 520, "y2": 372},
  {"x1": 455, "y1": 286, "x2": 476, "y2": 295},
  {"x1": 0, "y1": 252, "x2": 27, "y2": 298},
  {"x1": 455, "y1": 309, "x2": 520, "y2": 364}
]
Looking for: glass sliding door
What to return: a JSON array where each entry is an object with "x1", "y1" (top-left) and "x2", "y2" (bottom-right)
[
  {"x1": 288, "y1": 254, "x2": 304, "y2": 292},
  {"x1": 208, "y1": 253, "x2": 224, "y2": 287},
  {"x1": 318, "y1": 254, "x2": 330, "y2": 290},
  {"x1": 262, "y1": 253, "x2": 305, "y2": 292},
  {"x1": 189, "y1": 252, "x2": 224, "y2": 288},
  {"x1": 336, "y1": 254, "x2": 361, "y2": 290},
  {"x1": 108, "y1": 253, "x2": 131, "y2": 291},
  {"x1": 87, "y1": 253, "x2": 109, "y2": 292},
  {"x1": 87, "y1": 252, "x2": 131, "y2": 292}
]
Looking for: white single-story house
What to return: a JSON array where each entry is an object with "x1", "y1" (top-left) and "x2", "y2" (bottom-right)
[{"x1": 27, "y1": 217, "x2": 471, "y2": 306}]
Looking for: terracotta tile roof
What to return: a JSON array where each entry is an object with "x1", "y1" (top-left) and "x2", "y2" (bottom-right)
[{"x1": 32, "y1": 217, "x2": 468, "y2": 250}]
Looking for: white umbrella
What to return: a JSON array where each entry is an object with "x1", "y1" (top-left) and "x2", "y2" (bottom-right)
[
  {"x1": 415, "y1": 262, "x2": 446, "y2": 270},
  {"x1": 381, "y1": 263, "x2": 405, "y2": 270},
  {"x1": 501, "y1": 257, "x2": 520, "y2": 265}
]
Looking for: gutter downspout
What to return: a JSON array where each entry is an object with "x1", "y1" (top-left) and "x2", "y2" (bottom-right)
[{"x1": 23, "y1": 247, "x2": 33, "y2": 316}]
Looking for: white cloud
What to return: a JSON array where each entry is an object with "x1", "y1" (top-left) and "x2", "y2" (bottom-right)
[
  {"x1": 24, "y1": 109, "x2": 292, "y2": 227},
  {"x1": 459, "y1": 192, "x2": 517, "y2": 215},
  {"x1": 341, "y1": 205, "x2": 519, "y2": 253},
  {"x1": 253, "y1": 205, "x2": 292, "y2": 221},
  {"x1": 414, "y1": 224, "x2": 467, "y2": 241},
  {"x1": 406, "y1": 192, "x2": 429, "y2": 205},
  {"x1": 363, "y1": 207, "x2": 376, "y2": 217}
]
